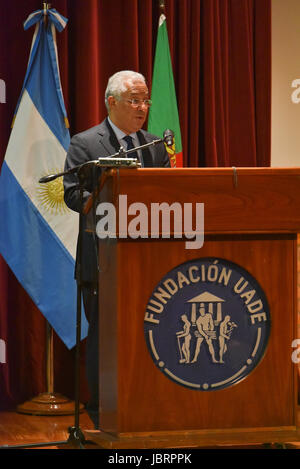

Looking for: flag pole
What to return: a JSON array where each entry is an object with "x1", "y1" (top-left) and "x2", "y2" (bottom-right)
[
  {"x1": 46, "y1": 320, "x2": 54, "y2": 394},
  {"x1": 43, "y1": 3, "x2": 50, "y2": 18},
  {"x1": 148, "y1": 0, "x2": 183, "y2": 167},
  {"x1": 16, "y1": 2, "x2": 83, "y2": 417},
  {"x1": 159, "y1": 0, "x2": 166, "y2": 13},
  {"x1": 17, "y1": 319, "x2": 84, "y2": 416}
]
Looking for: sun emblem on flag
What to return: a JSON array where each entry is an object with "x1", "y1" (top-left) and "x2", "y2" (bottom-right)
[{"x1": 37, "y1": 170, "x2": 69, "y2": 215}]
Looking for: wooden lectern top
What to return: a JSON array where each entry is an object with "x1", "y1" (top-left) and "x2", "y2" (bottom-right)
[{"x1": 91, "y1": 166, "x2": 300, "y2": 234}]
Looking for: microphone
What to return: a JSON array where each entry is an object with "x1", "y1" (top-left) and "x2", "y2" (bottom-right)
[
  {"x1": 38, "y1": 166, "x2": 77, "y2": 183},
  {"x1": 39, "y1": 174, "x2": 60, "y2": 183},
  {"x1": 163, "y1": 129, "x2": 174, "y2": 147}
]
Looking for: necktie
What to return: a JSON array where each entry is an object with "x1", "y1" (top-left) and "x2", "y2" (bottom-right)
[{"x1": 123, "y1": 135, "x2": 138, "y2": 161}]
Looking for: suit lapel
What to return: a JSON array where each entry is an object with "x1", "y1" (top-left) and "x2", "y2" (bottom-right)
[
  {"x1": 96, "y1": 120, "x2": 155, "y2": 167},
  {"x1": 97, "y1": 118, "x2": 121, "y2": 156},
  {"x1": 137, "y1": 130, "x2": 154, "y2": 167}
]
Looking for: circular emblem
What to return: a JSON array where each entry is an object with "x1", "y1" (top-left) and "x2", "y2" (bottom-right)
[
  {"x1": 144, "y1": 258, "x2": 271, "y2": 391},
  {"x1": 37, "y1": 169, "x2": 69, "y2": 215}
]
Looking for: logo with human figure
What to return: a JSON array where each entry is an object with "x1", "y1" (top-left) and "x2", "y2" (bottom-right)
[
  {"x1": 144, "y1": 258, "x2": 271, "y2": 391},
  {"x1": 176, "y1": 293, "x2": 237, "y2": 365}
]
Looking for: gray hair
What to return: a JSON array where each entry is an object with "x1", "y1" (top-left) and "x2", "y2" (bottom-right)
[{"x1": 105, "y1": 70, "x2": 146, "y2": 111}]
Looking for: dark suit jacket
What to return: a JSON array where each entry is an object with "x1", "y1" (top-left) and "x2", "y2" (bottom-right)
[{"x1": 63, "y1": 118, "x2": 170, "y2": 284}]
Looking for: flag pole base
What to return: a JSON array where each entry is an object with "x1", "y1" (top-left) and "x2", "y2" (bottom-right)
[{"x1": 16, "y1": 392, "x2": 85, "y2": 416}]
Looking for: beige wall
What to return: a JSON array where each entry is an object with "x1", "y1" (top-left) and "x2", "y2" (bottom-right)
[{"x1": 271, "y1": 0, "x2": 300, "y2": 167}]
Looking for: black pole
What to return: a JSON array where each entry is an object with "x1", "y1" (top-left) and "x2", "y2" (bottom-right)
[{"x1": 66, "y1": 167, "x2": 89, "y2": 449}]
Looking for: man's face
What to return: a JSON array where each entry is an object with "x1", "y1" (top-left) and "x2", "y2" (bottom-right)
[{"x1": 108, "y1": 79, "x2": 150, "y2": 134}]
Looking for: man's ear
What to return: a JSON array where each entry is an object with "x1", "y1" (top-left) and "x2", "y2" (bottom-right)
[{"x1": 107, "y1": 95, "x2": 116, "y2": 110}]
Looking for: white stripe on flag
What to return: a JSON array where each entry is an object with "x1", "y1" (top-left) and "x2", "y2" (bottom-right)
[{"x1": 5, "y1": 89, "x2": 78, "y2": 260}]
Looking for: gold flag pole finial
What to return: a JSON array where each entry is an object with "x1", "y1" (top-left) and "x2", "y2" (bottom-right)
[
  {"x1": 41, "y1": 3, "x2": 70, "y2": 129},
  {"x1": 43, "y1": 3, "x2": 51, "y2": 25},
  {"x1": 12, "y1": 5, "x2": 51, "y2": 129},
  {"x1": 159, "y1": 0, "x2": 166, "y2": 14}
]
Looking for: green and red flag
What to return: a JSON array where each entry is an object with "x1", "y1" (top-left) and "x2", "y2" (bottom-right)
[{"x1": 148, "y1": 14, "x2": 183, "y2": 167}]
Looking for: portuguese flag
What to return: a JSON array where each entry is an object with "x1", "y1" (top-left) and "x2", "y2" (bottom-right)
[{"x1": 148, "y1": 14, "x2": 183, "y2": 167}]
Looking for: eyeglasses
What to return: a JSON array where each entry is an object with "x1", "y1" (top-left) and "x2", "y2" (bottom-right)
[{"x1": 122, "y1": 98, "x2": 152, "y2": 108}]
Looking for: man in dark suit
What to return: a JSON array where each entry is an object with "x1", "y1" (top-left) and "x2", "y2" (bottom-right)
[{"x1": 63, "y1": 70, "x2": 170, "y2": 429}]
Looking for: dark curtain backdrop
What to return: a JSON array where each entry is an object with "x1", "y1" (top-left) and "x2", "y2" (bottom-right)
[{"x1": 0, "y1": 0, "x2": 271, "y2": 410}]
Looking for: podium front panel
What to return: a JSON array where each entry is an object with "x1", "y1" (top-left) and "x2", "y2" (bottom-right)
[{"x1": 98, "y1": 234, "x2": 297, "y2": 434}]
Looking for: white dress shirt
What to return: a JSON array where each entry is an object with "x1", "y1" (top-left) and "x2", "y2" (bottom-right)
[{"x1": 108, "y1": 117, "x2": 143, "y2": 166}]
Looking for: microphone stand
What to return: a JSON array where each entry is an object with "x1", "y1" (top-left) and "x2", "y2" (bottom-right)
[
  {"x1": 66, "y1": 164, "x2": 88, "y2": 448},
  {"x1": 0, "y1": 138, "x2": 166, "y2": 450},
  {"x1": 38, "y1": 137, "x2": 163, "y2": 184},
  {"x1": 63, "y1": 152, "x2": 143, "y2": 448}
]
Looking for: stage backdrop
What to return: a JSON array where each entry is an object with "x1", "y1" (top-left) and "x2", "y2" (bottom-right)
[
  {"x1": 271, "y1": 0, "x2": 300, "y2": 167},
  {"x1": 0, "y1": 0, "x2": 271, "y2": 410}
]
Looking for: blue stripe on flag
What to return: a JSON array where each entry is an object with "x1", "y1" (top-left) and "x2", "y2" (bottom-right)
[
  {"x1": 48, "y1": 9, "x2": 68, "y2": 32},
  {"x1": 23, "y1": 10, "x2": 43, "y2": 30},
  {"x1": 25, "y1": 26, "x2": 70, "y2": 151},
  {"x1": 24, "y1": 9, "x2": 67, "y2": 33},
  {"x1": 0, "y1": 162, "x2": 88, "y2": 349}
]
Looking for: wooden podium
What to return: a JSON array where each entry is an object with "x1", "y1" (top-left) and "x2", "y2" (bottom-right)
[{"x1": 85, "y1": 167, "x2": 300, "y2": 448}]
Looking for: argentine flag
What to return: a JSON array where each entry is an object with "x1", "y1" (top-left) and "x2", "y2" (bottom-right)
[{"x1": 0, "y1": 8, "x2": 88, "y2": 349}]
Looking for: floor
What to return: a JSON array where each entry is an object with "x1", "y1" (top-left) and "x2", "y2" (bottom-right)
[
  {"x1": 0, "y1": 410, "x2": 95, "y2": 449},
  {"x1": 0, "y1": 409, "x2": 300, "y2": 450}
]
